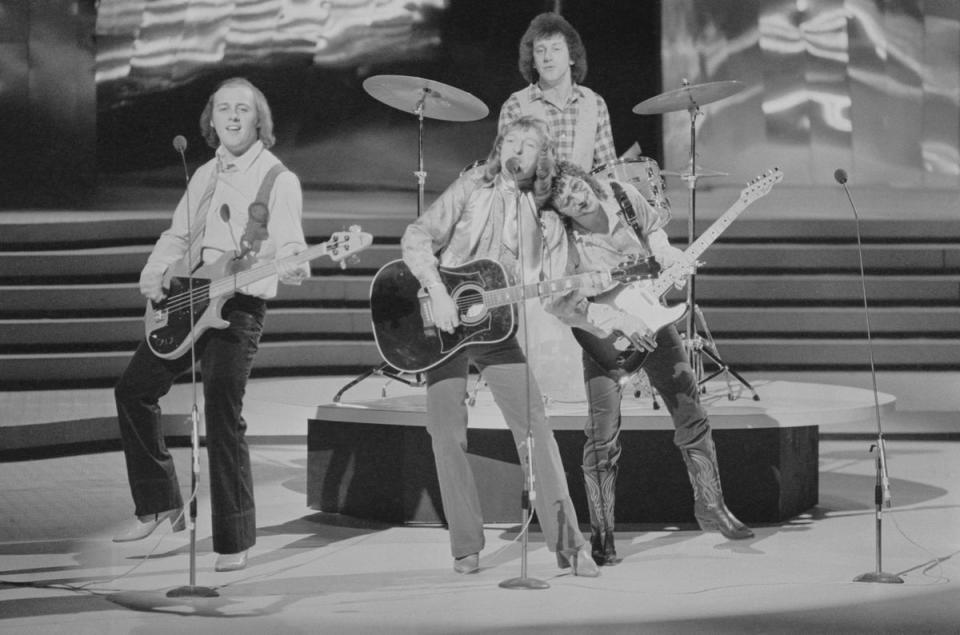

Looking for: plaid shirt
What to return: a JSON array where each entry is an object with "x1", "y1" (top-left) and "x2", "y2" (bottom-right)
[{"x1": 499, "y1": 84, "x2": 617, "y2": 172}]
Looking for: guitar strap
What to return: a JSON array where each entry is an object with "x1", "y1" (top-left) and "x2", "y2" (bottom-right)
[
  {"x1": 240, "y1": 162, "x2": 289, "y2": 255},
  {"x1": 609, "y1": 181, "x2": 652, "y2": 254}
]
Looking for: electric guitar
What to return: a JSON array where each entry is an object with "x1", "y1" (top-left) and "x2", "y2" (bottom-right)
[
  {"x1": 370, "y1": 257, "x2": 658, "y2": 373},
  {"x1": 573, "y1": 167, "x2": 784, "y2": 375},
  {"x1": 145, "y1": 227, "x2": 373, "y2": 360}
]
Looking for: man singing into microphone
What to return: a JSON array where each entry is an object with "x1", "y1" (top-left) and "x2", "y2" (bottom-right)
[
  {"x1": 400, "y1": 115, "x2": 599, "y2": 577},
  {"x1": 112, "y1": 77, "x2": 309, "y2": 572}
]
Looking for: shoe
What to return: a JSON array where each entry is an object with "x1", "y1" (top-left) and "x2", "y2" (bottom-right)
[
  {"x1": 558, "y1": 545, "x2": 600, "y2": 578},
  {"x1": 453, "y1": 553, "x2": 479, "y2": 574},
  {"x1": 112, "y1": 508, "x2": 185, "y2": 543},
  {"x1": 590, "y1": 528, "x2": 622, "y2": 566},
  {"x1": 215, "y1": 550, "x2": 248, "y2": 572}
]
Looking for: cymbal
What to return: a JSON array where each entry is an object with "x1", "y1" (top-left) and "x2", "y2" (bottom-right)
[
  {"x1": 362, "y1": 75, "x2": 489, "y2": 122},
  {"x1": 633, "y1": 80, "x2": 745, "y2": 115},
  {"x1": 662, "y1": 164, "x2": 729, "y2": 178}
]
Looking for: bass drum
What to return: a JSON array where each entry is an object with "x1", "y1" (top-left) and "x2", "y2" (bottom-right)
[{"x1": 591, "y1": 157, "x2": 671, "y2": 220}]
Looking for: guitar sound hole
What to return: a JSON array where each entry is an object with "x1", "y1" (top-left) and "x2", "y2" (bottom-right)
[{"x1": 454, "y1": 285, "x2": 486, "y2": 325}]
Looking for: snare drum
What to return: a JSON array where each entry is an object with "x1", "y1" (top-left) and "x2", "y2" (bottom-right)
[{"x1": 591, "y1": 157, "x2": 671, "y2": 216}]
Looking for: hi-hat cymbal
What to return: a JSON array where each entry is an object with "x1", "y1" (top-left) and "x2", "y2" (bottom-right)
[
  {"x1": 633, "y1": 80, "x2": 745, "y2": 115},
  {"x1": 362, "y1": 75, "x2": 489, "y2": 122}
]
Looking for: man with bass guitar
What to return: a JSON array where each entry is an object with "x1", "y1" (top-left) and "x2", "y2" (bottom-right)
[
  {"x1": 112, "y1": 77, "x2": 311, "y2": 572},
  {"x1": 543, "y1": 161, "x2": 755, "y2": 566}
]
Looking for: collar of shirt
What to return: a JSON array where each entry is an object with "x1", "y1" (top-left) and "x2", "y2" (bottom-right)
[
  {"x1": 216, "y1": 140, "x2": 265, "y2": 174},
  {"x1": 530, "y1": 82, "x2": 583, "y2": 106}
]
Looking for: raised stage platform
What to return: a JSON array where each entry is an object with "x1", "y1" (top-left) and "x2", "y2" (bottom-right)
[{"x1": 306, "y1": 379, "x2": 896, "y2": 527}]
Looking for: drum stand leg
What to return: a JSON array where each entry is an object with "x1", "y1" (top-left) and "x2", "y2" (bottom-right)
[
  {"x1": 683, "y1": 305, "x2": 758, "y2": 401},
  {"x1": 678, "y1": 89, "x2": 757, "y2": 403},
  {"x1": 333, "y1": 363, "x2": 424, "y2": 403}
]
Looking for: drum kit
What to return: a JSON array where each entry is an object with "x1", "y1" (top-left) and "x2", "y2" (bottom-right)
[{"x1": 333, "y1": 74, "x2": 755, "y2": 402}]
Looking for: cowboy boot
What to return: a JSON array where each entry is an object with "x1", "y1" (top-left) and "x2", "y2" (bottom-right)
[
  {"x1": 680, "y1": 435, "x2": 754, "y2": 540},
  {"x1": 582, "y1": 464, "x2": 621, "y2": 565}
]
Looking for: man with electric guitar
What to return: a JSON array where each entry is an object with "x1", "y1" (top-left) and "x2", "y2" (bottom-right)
[
  {"x1": 112, "y1": 78, "x2": 316, "y2": 573},
  {"x1": 400, "y1": 115, "x2": 600, "y2": 577},
  {"x1": 544, "y1": 161, "x2": 774, "y2": 565}
]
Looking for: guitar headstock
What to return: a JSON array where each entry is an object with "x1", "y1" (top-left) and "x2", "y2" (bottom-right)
[
  {"x1": 610, "y1": 255, "x2": 661, "y2": 283},
  {"x1": 327, "y1": 225, "x2": 373, "y2": 264},
  {"x1": 739, "y1": 167, "x2": 784, "y2": 205}
]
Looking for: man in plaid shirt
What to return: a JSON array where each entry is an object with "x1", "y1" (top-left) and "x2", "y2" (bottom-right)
[{"x1": 498, "y1": 12, "x2": 616, "y2": 172}]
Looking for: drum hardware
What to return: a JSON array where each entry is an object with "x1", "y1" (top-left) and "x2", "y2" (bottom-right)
[
  {"x1": 362, "y1": 74, "x2": 489, "y2": 217},
  {"x1": 634, "y1": 79, "x2": 758, "y2": 400},
  {"x1": 336, "y1": 76, "x2": 488, "y2": 402}
]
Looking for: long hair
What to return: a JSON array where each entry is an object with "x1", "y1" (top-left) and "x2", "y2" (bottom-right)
[
  {"x1": 200, "y1": 77, "x2": 276, "y2": 149},
  {"x1": 482, "y1": 116, "x2": 557, "y2": 209},
  {"x1": 517, "y1": 12, "x2": 588, "y2": 85},
  {"x1": 550, "y1": 160, "x2": 608, "y2": 208}
]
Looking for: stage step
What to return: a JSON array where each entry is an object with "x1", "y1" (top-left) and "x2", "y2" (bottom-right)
[{"x1": 2, "y1": 194, "x2": 959, "y2": 389}]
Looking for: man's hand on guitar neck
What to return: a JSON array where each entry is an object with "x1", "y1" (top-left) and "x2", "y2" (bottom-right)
[
  {"x1": 427, "y1": 282, "x2": 460, "y2": 334},
  {"x1": 649, "y1": 230, "x2": 696, "y2": 290},
  {"x1": 586, "y1": 302, "x2": 658, "y2": 352},
  {"x1": 275, "y1": 245, "x2": 311, "y2": 286}
]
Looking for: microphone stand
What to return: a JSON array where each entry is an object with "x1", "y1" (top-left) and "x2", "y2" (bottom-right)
[
  {"x1": 167, "y1": 137, "x2": 219, "y2": 598},
  {"x1": 836, "y1": 171, "x2": 903, "y2": 585},
  {"x1": 499, "y1": 168, "x2": 549, "y2": 590}
]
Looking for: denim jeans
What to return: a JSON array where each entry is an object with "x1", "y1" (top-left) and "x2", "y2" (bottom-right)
[{"x1": 115, "y1": 293, "x2": 265, "y2": 555}]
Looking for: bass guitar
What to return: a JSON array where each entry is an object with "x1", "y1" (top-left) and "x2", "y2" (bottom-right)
[
  {"x1": 370, "y1": 257, "x2": 656, "y2": 373},
  {"x1": 572, "y1": 167, "x2": 784, "y2": 375},
  {"x1": 145, "y1": 227, "x2": 372, "y2": 359}
]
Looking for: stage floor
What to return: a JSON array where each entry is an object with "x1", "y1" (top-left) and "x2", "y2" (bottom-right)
[{"x1": 0, "y1": 438, "x2": 958, "y2": 634}]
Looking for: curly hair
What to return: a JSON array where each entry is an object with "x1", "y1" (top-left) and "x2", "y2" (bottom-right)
[
  {"x1": 550, "y1": 160, "x2": 608, "y2": 211},
  {"x1": 199, "y1": 77, "x2": 276, "y2": 150},
  {"x1": 482, "y1": 115, "x2": 557, "y2": 209},
  {"x1": 517, "y1": 12, "x2": 588, "y2": 85}
]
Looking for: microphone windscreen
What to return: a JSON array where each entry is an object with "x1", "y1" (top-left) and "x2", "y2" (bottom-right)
[
  {"x1": 173, "y1": 135, "x2": 188, "y2": 153},
  {"x1": 833, "y1": 168, "x2": 848, "y2": 185},
  {"x1": 505, "y1": 157, "x2": 521, "y2": 175}
]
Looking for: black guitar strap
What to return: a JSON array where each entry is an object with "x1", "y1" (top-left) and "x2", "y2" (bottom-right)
[{"x1": 609, "y1": 181, "x2": 652, "y2": 254}]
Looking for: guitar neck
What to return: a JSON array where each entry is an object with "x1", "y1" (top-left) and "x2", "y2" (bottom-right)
[
  {"x1": 649, "y1": 198, "x2": 750, "y2": 297},
  {"x1": 481, "y1": 270, "x2": 611, "y2": 308},
  {"x1": 208, "y1": 243, "x2": 329, "y2": 299}
]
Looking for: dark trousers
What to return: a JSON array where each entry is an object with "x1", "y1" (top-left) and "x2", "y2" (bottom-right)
[{"x1": 115, "y1": 294, "x2": 265, "y2": 555}]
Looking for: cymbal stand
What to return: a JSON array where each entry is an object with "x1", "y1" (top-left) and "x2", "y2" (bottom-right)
[
  {"x1": 414, "y1": 89, "x2": 430, "y2": 217},
  {"x1": 333, "y1": 363, "x2": 424, "y2": 403},
  {"x1": 334, "y1": 92, "x2": 435, "y2": 403},
  {"x1": 678, "y1": 91, "x2": 757, "y2": 401}
]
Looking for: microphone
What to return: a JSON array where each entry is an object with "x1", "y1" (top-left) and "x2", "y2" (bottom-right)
[
  {"x1": 219, "y1": 203, "x2": 246, "y2": 258},
  {"x1": 835, "y1": 167, "x2": 891, "y2": 507},
  {"x1": 505, "y1": 157, "x2": 522, "y2": 179},
  {"x1": 173, "y1": 135, "x2": 188, "y2": 155}
]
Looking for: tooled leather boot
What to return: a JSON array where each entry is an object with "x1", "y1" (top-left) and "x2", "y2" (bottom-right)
[
  {"x1": 583, "y1": 464, "x2": 622, "y2": 565},
  {"x1": 680, "y1": 435, "x2": 754, "y2": 540}
]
